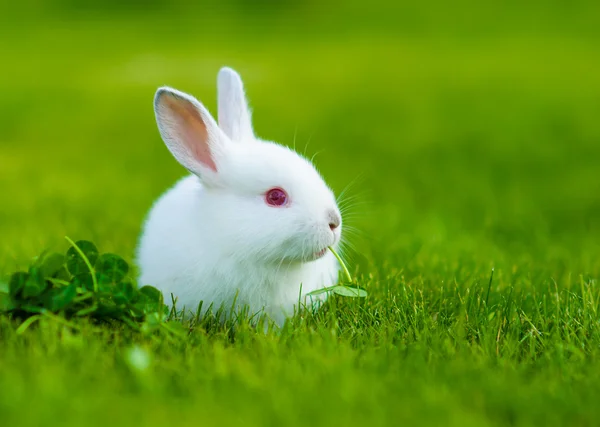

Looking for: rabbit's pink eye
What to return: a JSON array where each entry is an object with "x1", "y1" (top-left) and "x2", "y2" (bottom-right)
[{"x1": 265, "y1": 188, "x2": 288, "y2": 207}]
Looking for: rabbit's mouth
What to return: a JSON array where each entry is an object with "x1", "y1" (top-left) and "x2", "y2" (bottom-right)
[{"x1": 314, "y1": 248, "x2": 328, "y2": 259}]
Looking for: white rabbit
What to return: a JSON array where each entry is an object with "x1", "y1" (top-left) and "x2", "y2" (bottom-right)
[{"x1": 136, "y1": 67, "x2": 343, "y2": 327}]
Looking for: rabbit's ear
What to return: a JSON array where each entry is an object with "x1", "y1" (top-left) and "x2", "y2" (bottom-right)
[
  {"x1": 217, "y1": 67, "x2": 254, "y2": 141},
  {"x1": 154, "y1": 87, "x2": 228, "y2": 181}
]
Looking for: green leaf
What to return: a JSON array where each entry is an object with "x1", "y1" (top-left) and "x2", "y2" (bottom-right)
[
  {"x1": 75, "y1": 304, "x2": 98, "y2": 316},
  {"x1": 141, "y1": 311, "x2": 165, "y2": 334},
  {"x1": 40, "y1": 253, "x2": 67, "y2": 278},
  {"x1": 332, "y1": 285, "x2": 368, "y2": 298},
  {"x1": 128, "y1": 304, "x2": 145, "y2": 319},
  {"x1": 9, "y1": 272, "x2": 28, "y2": 298},
  {"x1": 22, "y1": 283, "x2": 44, "y2": 299},
  {"x1": 51, "y1": 282, "x2": 77, "y2": 311},
  {"x1": 113, "y1": 281, "x2": 135, "y2": 304},
  {"x1": 145, "y1": 311, "x2": 163, "y2": 326},
  {"x1": 139, "y1": 286, "x2": 162, "y2": 303},
  {"x1": 137, "y1": 286, "x2": 164, "y2": 314},
  {"x1": 72, "y1": 291, "x2": 94, "y2": 305},
  {"x1": 54, "y1": 265, "x2": 71, "y2": 281},
  {"x1": 6, "y1": 241, "x2": 183, "y2": 333},
  {"x1": 22, "y1": 267, "x2": 47, "y2": 298},
  {"x1": 306, "y1": 286, "x2": 337, "y2": 296},
  {"x1": 47, "y1": 277, "x2": 72, "y2": 287},
  {"x1": 73, "y1": 272, "x2": 95, "y2": 291},
  {"x1": 66, "y1": 240, "x2": 98, "y2": 276},
  {"x1": 95, "y1": 253, "x2": 129, "y2": 285},
  {"x1": 27, "y1": 266, "x2": 46, "y2": 284}
]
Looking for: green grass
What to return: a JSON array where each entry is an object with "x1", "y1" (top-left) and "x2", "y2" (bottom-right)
[{"x1": 1, "y1": 2, "x2": 600, "y2": 426}]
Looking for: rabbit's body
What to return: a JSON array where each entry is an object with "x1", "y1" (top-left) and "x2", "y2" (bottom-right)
[
  {"x1": 138, "y1": 175, "x2": 339, "y2": 325},
  {"x1": 136, "y1": 67, "x2": 342, "y2": 326}
]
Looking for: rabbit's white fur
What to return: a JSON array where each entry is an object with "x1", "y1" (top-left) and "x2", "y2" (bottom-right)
[{"x1": 136, "y1": 67, "x2": 341, "y2": 326}]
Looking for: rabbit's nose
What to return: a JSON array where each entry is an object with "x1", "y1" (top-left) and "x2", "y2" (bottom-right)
[{"x1": 328, "y1": 210, "x2": 341, "y2": 231}]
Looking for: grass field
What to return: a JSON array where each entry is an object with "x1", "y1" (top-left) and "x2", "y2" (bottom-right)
[{"x1": 1, "y1": 2, "x2": 600, "y2": 426}]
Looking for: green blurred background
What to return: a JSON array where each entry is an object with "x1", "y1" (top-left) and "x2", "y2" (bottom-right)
[
  {"x1": 2, "y1": 2, "x2": 600, "y2": 426},
  {"x1": 1, "y1": 0, "x2": 599, "y2": 278}
]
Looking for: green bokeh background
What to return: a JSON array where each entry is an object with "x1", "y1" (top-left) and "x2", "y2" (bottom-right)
[
  {"x1": 1, "y1": 0, "x2": 599, "y2": 274},
  {"x1": 1, "y1": 1, "x2": 600, "y2": 426}
]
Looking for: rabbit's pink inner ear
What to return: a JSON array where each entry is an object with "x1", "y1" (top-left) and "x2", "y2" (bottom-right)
[{"x1": 163, "y1": 94, "x2": 218, "y2": 172}]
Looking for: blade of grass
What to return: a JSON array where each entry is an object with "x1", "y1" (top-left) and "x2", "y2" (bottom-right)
[{"x1": 328, "y1": 246, "x2": 353, "y2": 283}]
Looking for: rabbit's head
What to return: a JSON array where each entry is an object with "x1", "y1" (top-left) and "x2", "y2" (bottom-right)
[{"x1": 154, "y1": 67, "x2": 341, "y2": 264}]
